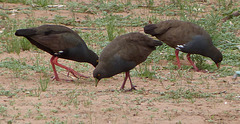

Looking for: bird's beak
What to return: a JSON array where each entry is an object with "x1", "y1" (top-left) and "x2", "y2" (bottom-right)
[
  {"x1": 95, "y1": 78, "x2": 99, "y2": 87},
  {"x1": 216, "y1": 63, "x2": 221, "y2": 69}
]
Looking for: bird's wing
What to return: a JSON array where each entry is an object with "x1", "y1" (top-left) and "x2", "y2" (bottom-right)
[
  {"x1": 30, "y1": 32, "x2": 84, "y2": 52},
  {"x1": 116, "y1": 40, "x2": 151, "y2": 64},
  {"x1": 175, "y1": 35, "x2": 212, "y2": 54}
]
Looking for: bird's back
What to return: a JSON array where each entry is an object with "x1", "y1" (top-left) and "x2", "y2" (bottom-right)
[
  {"x1": 100, "y1": 32, "x2": 161, "y2": 64},
  {"x1": 144, "y1": 20, "x2": 211, "y2": 48},
  {"x1": 97, "y1": 32, "x2": 162, "y2": 78},
  {"x1": 15, "y1": 25, "x2": 99, "y2": 66},
  {"x1": 15, "y1": 25, "x2": 86, "y2": 54}
]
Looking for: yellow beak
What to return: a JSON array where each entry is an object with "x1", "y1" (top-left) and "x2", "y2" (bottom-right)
[
  {"x1": 95, "y1": 78, "x2": 99, "y2": 87},
  {"x1": 216, "y1": 62, "x2": 221, "y2": 69}
]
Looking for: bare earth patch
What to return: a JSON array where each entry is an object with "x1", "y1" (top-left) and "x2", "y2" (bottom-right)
[
  {"x1": 1, "y1": 52, "x2": 239, "y2": 123},
  {"x1": 0, "y1": 1, "x2": 240, "y2": 124}
]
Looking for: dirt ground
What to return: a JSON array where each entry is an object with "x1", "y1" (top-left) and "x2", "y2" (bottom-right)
[{"x1": 0, "y1": 1, "x2": 240, "y2": 124}]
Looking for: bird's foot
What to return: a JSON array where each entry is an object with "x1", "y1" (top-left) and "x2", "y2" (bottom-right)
[
  {"x1": 51, "y1": 76, "x2": 74, "y2": 82},
  {"x1": 126, "y1": 87, "x2": 137, "y2": 92},
  {"x1": 130, "y1": 85, "x2": 137, "y2": 91},
  {"x1": 120, "y1": 86, "x2": 125, "y2": 91},
  {"x1": 51, "y1": 76, "x2": 60, "y2": 81},
  {"x1": 67, "y1": 69, "x2": 88, "y2": 79},
  {"x1": 120, "y1": 85, "x2": 137, "y2": 92}
]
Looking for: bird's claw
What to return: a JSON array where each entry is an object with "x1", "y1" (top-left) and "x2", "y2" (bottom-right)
[
  {"x1": 51, "y1": 76, "x2": 60, "y2": 81},
  {"x1": 51, "y1": 76, "x2": 74, "y2": 82},
  {"x1": 130, "y1": 85, "x2": 137, "y2": 91},
  {"x1": 68, "y1": 70, "x2": 88, "y2": 79},
  {"x1": 120, "y1": 85, "x2": 137, "y2": 92}
]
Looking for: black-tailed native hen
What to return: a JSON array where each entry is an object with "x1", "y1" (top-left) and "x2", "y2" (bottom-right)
[
  {"x1": 144, "y1": 20, "x2": 223, "y2": 71},
  {"x1": 93, "y1": 32, "x2": 162, "y2": 90},
  {"x1": 15, "y1": 25, "x2": 98, "y2": 81}
]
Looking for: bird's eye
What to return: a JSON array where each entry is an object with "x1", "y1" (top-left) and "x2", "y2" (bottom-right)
[
  {"x1": 97, "y1": 74, "x2": 101, "y2": 77},
  {"x1": 96, "y1": 60, "x2": 99, "y2": 62}
]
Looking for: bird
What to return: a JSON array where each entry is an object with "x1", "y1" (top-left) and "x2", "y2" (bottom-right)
[
  {"x1": 144, "y1": 20, "x2": 223, "y2": 71},
  {"x1": 15, "y1": 25, "x2": 99, "y2": 81},
  {"x1": 93, "y1": 32, "x2": 162, "y2": 90}
]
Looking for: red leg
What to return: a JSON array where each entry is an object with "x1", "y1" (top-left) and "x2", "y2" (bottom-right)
[
  {"x1": 127, "y1": 71, "x2": 136, "y2": 90},
  {"x1": 50, "y1": 56, "x2": 60, "y2": 81},
  {"x1": 175, "y1": 50, "x2": 181, "y2": 69},
  {"x1": 120, "y1": 72, "x2": 128, "y2": 90},
  {"x1": 52, "y1": 56, "x2": 88, "y2": 79},
  {"x1": 186, "y1": 53, "x2": 199, "y2": 71},
  {"x1": 120, "y1": 71, "x2": 136, "y2": 91}
]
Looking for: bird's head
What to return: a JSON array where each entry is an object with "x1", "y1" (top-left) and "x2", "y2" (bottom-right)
[
  {"x1": 93, "y1": 68, "x2": 105, "y2": 87},
  {"x1": 211, "y1": 50, "x2": 223, "y2": 69},
  {"x1": 214, "y1": 58, "x2": 222, "y2": 69}
]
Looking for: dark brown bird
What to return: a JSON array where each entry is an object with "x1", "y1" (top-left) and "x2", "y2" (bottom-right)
[
  {"x1": 15, "y1": 25, "x2": 98, "y2": 81},
  {"x1": 144, "y1": 20, "x2": 223, "y2": 71},
  {"x1": 93, "y1": 32, "x2": 162, "y2": 90}
]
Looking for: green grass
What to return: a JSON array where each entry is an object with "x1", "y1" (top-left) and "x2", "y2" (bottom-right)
[
  {"x1": 150, "y1": 88, "x2": 214, "y2": 103},
  {"x1": 0, "y1": 105, "x2": 8, "y2": 116},
  {"x1": 0, "y1": 86, "x2": 18, "y2": 97},
  {"x1": 66, "y1": 0, "x2": 136, "y2": 14},
  {"x1": 1, "y1": 0, "x2": 54, "y2": 6},
  {"x1": 0, "y1": 57, "x2": 33, "y2": 77},
  {"x1": 0, "y1": 18, "x2": 38, "y2": 53},
  {"x1": 0, "y1": 57, "x2": 50, "y2": 79},
  {"x1": 38, "y1": 76, "x2": 49, "y2": 91}
]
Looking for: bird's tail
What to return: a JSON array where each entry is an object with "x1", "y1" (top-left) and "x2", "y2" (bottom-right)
[
  {"x1": 144, "y1": 24, "x2": 158, "y2": 36},
  {"x1": 153, "y1": 40, "x2": 163, "y2": 46},
  {"x1": 15, "y1": 29, "x2": 36, "y2": 36}
]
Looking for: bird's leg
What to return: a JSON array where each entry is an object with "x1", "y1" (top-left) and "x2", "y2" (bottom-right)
[
  {"x1": 186, "y1": 53, "x2": 199, "y2": 71},
  {"x1": 127, "y1": 71, "x2": 136, "y2": 91},
  {"x1": 52, "y1": 57, "x2": 88, "y2": 78},
  {"x1": 50, "y1": 56, "x2": 60, "y2": 81},
  {"x1": 175, "y1": 49, "x2": 181, "y2": 69},
  {"x1": 120, "y1": 72, "x2": 128, "y2": 90},
  {"x1": 120, "y1": 71, "x2": 136, "y2": 91}
]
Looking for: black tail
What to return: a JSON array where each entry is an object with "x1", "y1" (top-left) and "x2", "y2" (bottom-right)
[
  {"x1": 144, "y1": 24, "x2": 158, "y2": 36},
  {"x1": 153, "y1": 40, "x2": 163, "y2": 46},
  {"x1": 15, "y1": 29, "x2": 36, "y2": 36}
]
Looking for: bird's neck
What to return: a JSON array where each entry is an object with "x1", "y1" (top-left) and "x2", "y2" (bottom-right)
[
  {"x1": 87, "y1": 50, "x2": 99, "y2": 67},
  {"x1": 60, "y1": 48, "x2": 98, "y2": 67}
]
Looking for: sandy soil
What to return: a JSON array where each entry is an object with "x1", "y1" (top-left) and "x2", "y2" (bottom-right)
[{"x1": 0, "y1": 1, "x2": 240, "y2": 124}]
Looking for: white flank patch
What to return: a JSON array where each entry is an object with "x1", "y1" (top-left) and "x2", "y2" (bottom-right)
[
  {"x1": 177, "y1": 45, "x2": 184, "y2": 48},
  {"x1": 176, "y1": 44, "x2": 185, "y2": 50}
]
